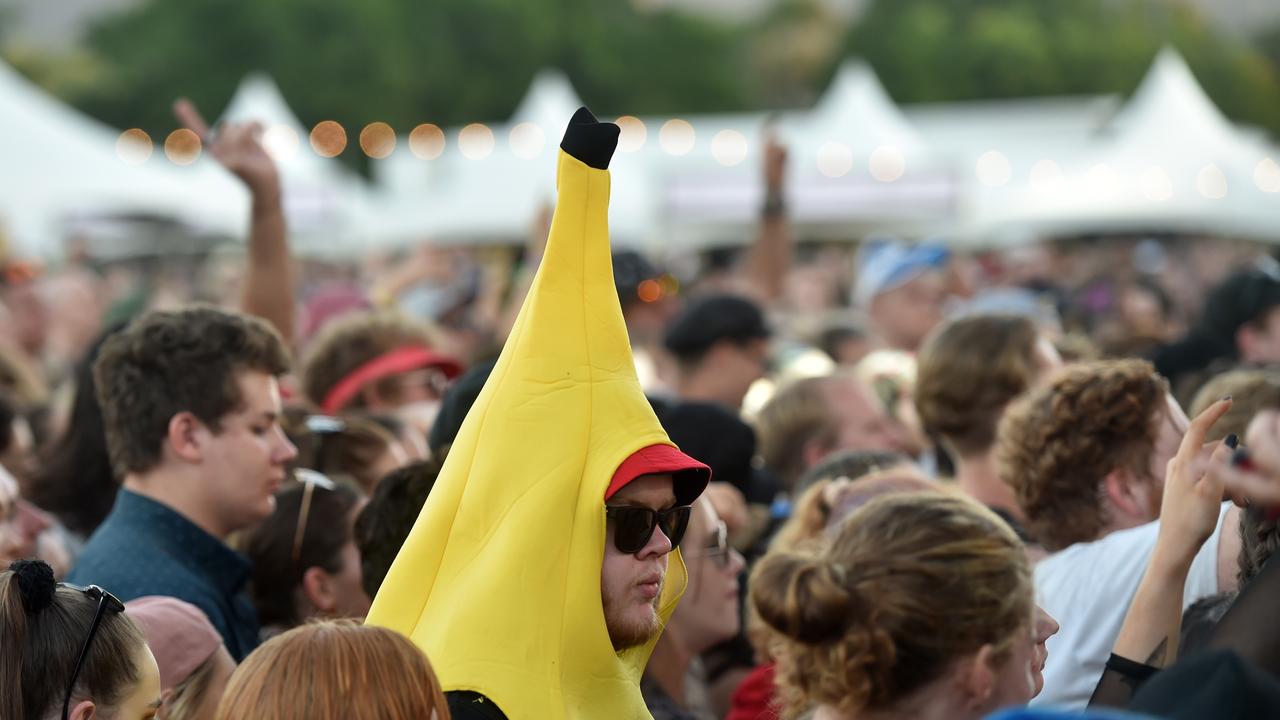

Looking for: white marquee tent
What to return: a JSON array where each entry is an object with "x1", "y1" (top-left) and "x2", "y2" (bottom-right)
[{"x1": 0, "y1": 59, "x2": 247, "y2": 258}]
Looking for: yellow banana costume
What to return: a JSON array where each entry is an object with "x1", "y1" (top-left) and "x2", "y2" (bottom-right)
[{"x1": 365, "y1": 108, "x2": 710, "y2": 720}]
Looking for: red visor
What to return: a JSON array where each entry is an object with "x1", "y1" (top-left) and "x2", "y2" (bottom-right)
[
  {"x1": 321, "y1": 345, "x2": 463, "y2": 414},
  {"x1": 606, "y1": 444, "x2": 711, "y2": 506}
]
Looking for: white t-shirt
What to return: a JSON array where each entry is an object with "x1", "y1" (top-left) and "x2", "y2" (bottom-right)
[{"x1": 1029, "y1": 504, "x2": 1229, "y2": 710}]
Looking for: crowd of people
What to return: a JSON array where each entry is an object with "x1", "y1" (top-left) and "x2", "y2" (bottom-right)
[{"x1": 3, "y1": 103, "x2": 1280, "y2": 720}]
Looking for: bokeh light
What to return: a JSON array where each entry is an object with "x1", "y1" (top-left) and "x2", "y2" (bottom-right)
[
  {"x1": 1254, "y1": 158, "x2": 1280, "y2": 194},
  {"x1": 868, "y1": 145, "x2": 905, "y2": 183},
  {"x1": 711, "y1": 129, "x2": 748, "y2": 167},
  {"x1": 509, "y1": 122, "x2": 546, "y2": 160},
  {"x1": 1028, "y1": 159, "x2": 1064, "y2": 192},
  {"x1": 1087, "y1": 163, "x2": 1119, "y2": 198},
  {"x1": 1196, "y1": 164, "x2": 1227, "y2": 199},
  {"x1": 359, "y1": 122, "x2": 396, "y2": 159},
  {"x1": 637, "y1": 279, "x2": 663, "y2": 303},
  {"x1": 617, "y1": 116, "x2": 647, "y2": 153},
  {"x1": 309, "y1": 121, "x2": 347, "y2": 158},
  {"x1": 976, "y1": 151, "x2": 1011, "y2": 187},
  {"x1": 116, "y1": 129, "x2": 153, "y2": 165},
  {"x1": 459, "y1": 123, "x2": 495, "y2": 159},
  {"x1": 163, "y1": 129, "x2": 201, "y2": 165},
  {"x1": 262, "y1": 124, "x2": 300, "y2": 162},
  {"x1": 816, "y1": 142, "x2": 853, "y2": 178},
  {"x1": 409, "y1": 124, "x2": 445, "y2": 160},
  {"x1": 659, "y1": 119, "x2": 695, "y2": 156},
  {"x1": 1139, "y1": 166, "x2": 1173, "y2": 202}
]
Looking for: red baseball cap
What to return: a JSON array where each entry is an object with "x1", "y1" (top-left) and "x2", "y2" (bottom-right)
[{"x1": 606, "y1": 444, "x2": 711, "y2": 506}]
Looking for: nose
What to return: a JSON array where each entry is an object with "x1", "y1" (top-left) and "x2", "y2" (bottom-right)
[
  {"x1": 726, "y1": 547, "x2": 746, "y2": 575},
  {"x1": 637, "y1": 522, "x2": 674, "y2": 559},
  {"x1": 274, "y1": 426, "x2": 299, "y2": 463}
]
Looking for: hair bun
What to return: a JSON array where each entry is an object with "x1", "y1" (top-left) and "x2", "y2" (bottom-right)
[{"x1": 9, "y1": 560, "x2": 56, "y2": 614}]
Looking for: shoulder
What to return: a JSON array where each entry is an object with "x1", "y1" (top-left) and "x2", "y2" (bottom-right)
[{"x1": 445, "y1": 691, "x2": 508, "y2": 720}]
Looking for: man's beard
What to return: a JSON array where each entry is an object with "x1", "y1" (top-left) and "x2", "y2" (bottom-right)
[{"x1": 604, "y1": 585, "x2": 664, "y2": 651}]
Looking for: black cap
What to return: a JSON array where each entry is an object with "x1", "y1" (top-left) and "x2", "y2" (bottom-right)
[
  {"x1": 656, "y1": 400, "x2": 779, "y2": 505},
  {"x1": 428, "y1": 359, "x2": 496, "y2": 455},
  {"x1": 663, "y1": 294, "x2": 769, "y2": 360},
  {"x1": 1199, "y1": 266, "x2": 1280, "y2": 351},
  {"x1": 612, "y1": 250, "x2": 661, "y2": 309}
]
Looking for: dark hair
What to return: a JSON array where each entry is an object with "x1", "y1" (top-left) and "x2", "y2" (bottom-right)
[
  {"x1": 282, "y1": 408, "x2": 403, "y2": 494},
  {"x1": 27, "y1": 327, "x2": 121, "y2": 537},
  {"x1": 243, "y1": 480, "x2": 362, "y2": 630},
  {"x1": 796, "y1": 449, "x2": 910, "y2": 496},
  {"x1": 0, "y1": 560, "x2": 145, "y2": 720},
  {"x1": 94, "y1": 306, "x2": 291, "y2": 477},
  {"x1": 354, "y1": 459, "x2": 442, "y2": 598}
]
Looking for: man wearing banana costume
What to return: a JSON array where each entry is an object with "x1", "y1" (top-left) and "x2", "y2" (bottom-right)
[{"x1": 365, "y1": 108, "x2": 711, "y2": 720}]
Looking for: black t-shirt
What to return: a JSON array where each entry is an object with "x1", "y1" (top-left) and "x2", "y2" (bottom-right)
[{"x1": 446, "y1": 691, "x2": 508, "y2": 720}]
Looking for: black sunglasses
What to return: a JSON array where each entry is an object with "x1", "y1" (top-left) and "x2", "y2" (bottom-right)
[
  {"x1": 59, "y1": 583, "x2": 125, "y2": 720},
  {"x1": 605, "y1": 505, "x2": 692, "y2": 554}
]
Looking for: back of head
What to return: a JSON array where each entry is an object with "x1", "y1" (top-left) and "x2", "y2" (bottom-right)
[
  {"x1": 244, "y1": 479, "x2": 363, "y2": 630},
  {"x1": 774, "y1": 450, "x2": 915, "y2": 552},
  {"x1": 93, "y1": 306, "x2": 290, "y2": 478},
  {"x1": 30, "y1": 325, "x2": 120, "y2": 537},
  {"x1": 916, "y1": 314, "x2": 1041, "y2": 457},
  {"x1": 215, "y1": 620, "x2": 448, "y2": 720},
  {"x1": 757, "y1": 375, "x2": 837, "y2": 491},
  {"x1": 354, "y1": 459, "x2": 442, "y2": 598},
  {"x1": 658, "y1": 400, "x2": 776, "y2": 503},
  {"x1": 751, "y1": 493, "x2": 1031, "y2": 717},
  {"x1": 997, "y1": 359, "x2": 1167, "y2": 552},
  {"x1": 1, "y1": 560, "x2": 145, "y2": 720}
]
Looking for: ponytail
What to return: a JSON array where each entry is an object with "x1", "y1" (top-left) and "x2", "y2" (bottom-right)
[{"x1": 0, "y1": 560, "x2": 145, "y2": 720}]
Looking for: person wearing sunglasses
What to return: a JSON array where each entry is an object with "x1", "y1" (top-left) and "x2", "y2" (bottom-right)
[
  {"x1": 68, "y1": 307, "x2": 298, "y2": 662},
  {"x1": 642, "y1": 497, "x2": 746, "y2": 720},
  {"x1": 1, "y1": 559, "x2": 162, "y2": 720},
  {"x1": 366, "y1": 109, "x2": 712, "y2": 720}
]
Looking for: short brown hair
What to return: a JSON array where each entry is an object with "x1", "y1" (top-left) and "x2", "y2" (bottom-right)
[
  {"x1": 997, "y1": 359, "x2": 1168, "y2": 552},
  {"x1": 215, "y1": 620, "x2": 448, "y2": 720},
  {"x1": 751, "y1": 493, "x2": 1031, "y2": 717},
  {"x1": 300, "y1": 312, "x2": 443, "y2": 410},
  {"x1": 94, "y1": 306, "x2": 290, "y2": 477},
  {"x1": 757, "y1": 376, "x2": 839, "y2": 490},
  {"x1": 915, "y1": 314, "x2": 1040, "y2": 456}
]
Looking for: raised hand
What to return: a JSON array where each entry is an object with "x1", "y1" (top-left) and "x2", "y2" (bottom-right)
[
  {"x1": 1205, "y1": 407, "x2": 1280, "y2": 509},
  {"x1": 173, "y1": 98, "x2": 280, "y2": 204},
  {"x1": 1157, "y1": 396, "x2": 1234, "y2": 565}
]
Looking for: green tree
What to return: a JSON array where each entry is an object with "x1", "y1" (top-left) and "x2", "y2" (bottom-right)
[
  {"x1": 69, "y1": 0, "x2": 747, "y2": 158},
  {"x1": 840, "y1": 0, "x2": 1280, "y2": 135}
]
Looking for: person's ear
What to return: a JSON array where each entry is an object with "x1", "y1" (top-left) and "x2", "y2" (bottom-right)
[
  {"x1": 957, "y1": 644, "x2": 997, "y2": 712},
  {"x1": 302, "y1": 566, "x2": 337, "y2": 614},
  {"x1": 158, "y1": 686, "x2": 176, "y2": 715},
  {"x1": 1103, "y1": 466, "x2": 1151, "y2": 524},
  {"x1": 167, "y1": 412, "x2": 206, "y2": 464},
  {"x1": 68, "y1": 699, "x2": 97, "y2": 720}
]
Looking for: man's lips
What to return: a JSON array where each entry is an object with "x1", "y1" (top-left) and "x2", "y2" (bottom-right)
[{"x1": 636, "y1": 572, "x2": 662, "y2": 600}]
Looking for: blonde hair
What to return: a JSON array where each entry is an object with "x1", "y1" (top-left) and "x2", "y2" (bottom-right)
[
  {"x1": 215, "y1": 620, "x2": 448, "y2": 720},
  {"x1": 162, "y1": 650, "x2": 220, "y2": 720},
  {"x1": 751, "y1": 493, "x2": 1031, "y2": 717}
]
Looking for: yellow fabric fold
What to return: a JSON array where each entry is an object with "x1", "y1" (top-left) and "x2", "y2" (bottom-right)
[{"x1": 365, "y1": 148, "x2": 685, "y2": 720}]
